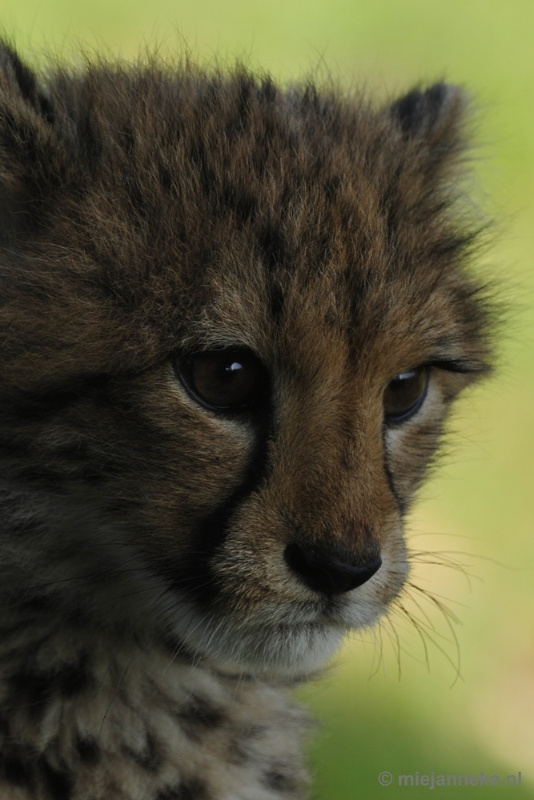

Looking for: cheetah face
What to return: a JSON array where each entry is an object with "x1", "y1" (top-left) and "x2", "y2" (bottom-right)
[
  {"x1": 0, "y1": 50, "x2": 492, "y2": 678},
  {"x1": 153, "y1": 315, "x2": 479, "y2": 677}
]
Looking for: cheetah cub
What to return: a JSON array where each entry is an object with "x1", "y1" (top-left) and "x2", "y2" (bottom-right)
[{"x1": 0, "y1": 43, "x2": 492, "y2": 800}]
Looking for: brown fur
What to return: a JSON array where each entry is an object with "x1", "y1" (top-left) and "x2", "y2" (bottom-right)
[{"x1": 0, "y1": 43, "x2": 493, "y2": 799}]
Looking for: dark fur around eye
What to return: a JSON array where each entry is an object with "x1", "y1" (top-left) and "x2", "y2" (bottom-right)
[
  {"x1": 383, "y1": 366, "x2": 429, "y2": 424},
  {"x1": 174, "y1": 348, "x2": 270, "y2": 413}
]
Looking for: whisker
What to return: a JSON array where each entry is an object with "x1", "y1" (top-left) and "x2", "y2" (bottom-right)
[
  {"x1": 391, "y1": 588, "x2": 463, "y2": 686},
  {"x1": 98, "y1": 652, "x2": 135, "y2": 742}
]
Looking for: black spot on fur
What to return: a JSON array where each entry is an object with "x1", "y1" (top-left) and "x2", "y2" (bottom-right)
[
  {"x1": 125, "y1": 176, "x2": 147, "y2": 219},
  {"x1": 56, "y1": 656, "x2": 92, "y2": 697},
  {"x1": 4, "y1": 757, "x2": 33, "y2": 787},
  {"x1": 188, "y1": 138, "x2": 218, "y2": 199},
  {"x1": 76, "y1": 103, "x2": 102, "y2": 166},
  {"x1": 40, "y1": 759, "x2": 74, "y2": 800},
  {"x1": 378, "y1": 163, "x2": 404, "y2": 246},
  {"x1": 324, "y1": 175, "x2": 341, "y2": 200},
  {"x1": 6, "y1": 656, "x2": 92, "y2": 719},
  {"x1": 0, "y1": 746, "x2": 36, "y2": 788},
  {"x1": 263, "y1": 768, "x2": 297, "y2": 793},
  {"x1": 258, "y1": 219, "x2": 289, "y2": 270},
  {"x1": 176, "y1": 696, "x2": 225, "y2": 741},
  {"x1": 119, "y1": 122, "x2": 136, "y2": 158},
  {"x1": 268, "y1": 281, "x2": 285, "y2": 324},
  {"x1": 76, "y1": 737, "x2": 100, "y2": 765},
  {"x1": 38, "y1": 93, "x2": 55, "y2": 126},
  {"x1": 7, "y1": 670, "x2": 55, "y2": 721},
  {"x1": 226, "y1": 724, "x2": 265, "y2": 764},
  {"x1": 18, "y1": 594, "x2": 54, "y2": 614},
  {"x1": 155, "y1": 778, "x2": 208, "y2": 800},
  {"x1": 230, "y1": 75, "x2": 254, "y2": 134},
  {"x1": 158, "y1": 162, "x2": 173, "y2": 193},
  {"x1": 4, "y1": 374, "x2": 110, "y2": 423},
  {"x1": 0, "y1": 111, "x2": 40, "y2": 166},
  {"x1": 220, "y1": 180, "x2": 257, "y2": 225}
]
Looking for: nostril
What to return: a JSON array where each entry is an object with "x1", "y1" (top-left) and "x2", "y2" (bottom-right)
[{"x1": 284, "y1": 542, "x2": 382, "y2": 595}]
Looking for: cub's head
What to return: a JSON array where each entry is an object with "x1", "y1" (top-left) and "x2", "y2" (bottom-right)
[{"x1": 0, "y1": 45, "x2": 492, "y2": 677}]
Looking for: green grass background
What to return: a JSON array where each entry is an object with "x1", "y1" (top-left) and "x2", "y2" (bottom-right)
[{"x1": 2, "y1": 1, "x2": 533, "y2": 797}]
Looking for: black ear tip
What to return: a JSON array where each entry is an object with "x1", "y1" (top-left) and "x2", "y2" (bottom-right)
[
  {"x1": 392, "y1": 82, "x2": 461, "y2": 136},
  {"x1": 0, "y1": 40, "x2": 55, "y2": 124},
  {"x1": 0, "y1": 40, "x2": 37, "y2": 99},
  {"x1": 0, "y1": 40, "x2": 20, "y2": 65}
]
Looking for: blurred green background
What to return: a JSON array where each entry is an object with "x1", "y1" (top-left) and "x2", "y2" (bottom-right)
[{"x1": 3, "y1": 1, "x2": 533, "y2": 797}]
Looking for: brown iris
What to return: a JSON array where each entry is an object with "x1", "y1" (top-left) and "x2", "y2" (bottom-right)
[
  {"x1": 383, "y1": 366, "x2": 429, "y2": 423},
  {"x1": 176, "y1": 348, "x2": 269, "y2": 411}
]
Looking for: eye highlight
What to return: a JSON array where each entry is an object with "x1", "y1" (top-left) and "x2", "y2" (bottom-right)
[
  {"x1": 383, "y1": 366, "x2": 429, "y2": 424},
  {"x1": 175, "y1": 348, "x2": 269, "y2": 412}
]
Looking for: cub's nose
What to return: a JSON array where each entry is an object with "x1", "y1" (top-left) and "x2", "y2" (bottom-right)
[{"x1": 284, "y1": 542, "x2": 382, "y2": 595}]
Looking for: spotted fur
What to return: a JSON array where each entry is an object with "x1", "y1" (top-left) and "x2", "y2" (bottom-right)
[{"x1": 0, "y1": 42, "x2": 493, "y2": 799}]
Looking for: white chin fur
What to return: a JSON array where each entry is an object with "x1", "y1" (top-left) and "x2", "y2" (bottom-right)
[
  {"x1": 171, "y1": 599, "x2": 345, "y2": 677},
  {"x1": 167, "y1": 556, "x2": 401, "y2": 678}
]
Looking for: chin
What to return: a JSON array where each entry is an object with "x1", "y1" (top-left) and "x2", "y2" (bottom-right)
[{"x1": 171, "y1": 600, "x2": 347, "y2": 678}]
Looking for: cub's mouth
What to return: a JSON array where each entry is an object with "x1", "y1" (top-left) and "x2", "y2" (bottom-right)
[{"x1": 165, "y1": 539, "x2": 407, "y2": 678}]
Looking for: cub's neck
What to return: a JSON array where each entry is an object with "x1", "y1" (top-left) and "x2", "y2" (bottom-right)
[{"x1": 0, "y1": 614, "x2": 310, "y2": 799}]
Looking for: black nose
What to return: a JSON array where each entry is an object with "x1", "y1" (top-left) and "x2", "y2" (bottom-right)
[{"x1": 284, "y1": 542, "x2": 382, "y2": 595}]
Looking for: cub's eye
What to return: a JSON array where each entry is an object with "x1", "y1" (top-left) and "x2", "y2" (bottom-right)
[
  {"x1": 383, "y1": 366, "x2": 429, "y2": 424},
  {"x1": 175, "y1": 348, "x2": 269, "y2": 412}
]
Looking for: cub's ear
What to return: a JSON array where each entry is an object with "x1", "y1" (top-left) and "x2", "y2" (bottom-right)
[
  {"x1": 391, "y1": 83, "x2": 465, "y2": 136},
  {"x1": 387, "y1": 83, "x2": 468, "y2": 179},
  {"x1": 0, "y1": 42, "x2": 65, "y2": 241},
  {"x1": 0, "y1": 42, "x2": 55, "y2": 121}
]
